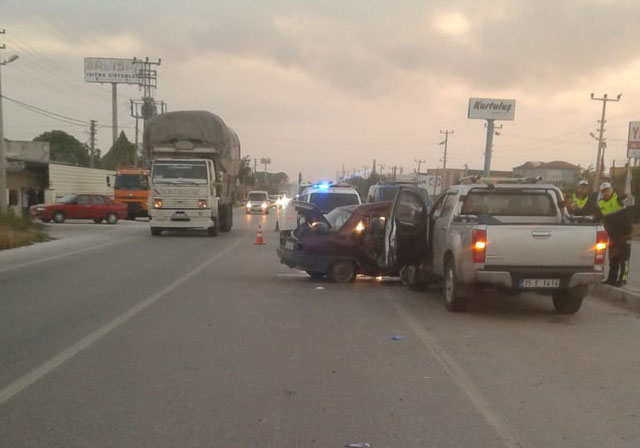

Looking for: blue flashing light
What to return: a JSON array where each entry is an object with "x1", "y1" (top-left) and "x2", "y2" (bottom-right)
[{"x1": 313, "y1": 182, "x2": 331, "y2": 190}]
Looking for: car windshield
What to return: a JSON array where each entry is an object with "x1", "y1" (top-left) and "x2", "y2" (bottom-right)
[
  {"x1": 461, "y1": 191, "x2": 557, "y2": 216},
  {"x1": 309, "y1": 192, "x2": 359, "y2": 212},
  {"x1": 324, "y1": 208, "x2": 353, "y2": 231},
  {"x1": 152, "y1": 162, "x2": 207, "y2": 184},
  {"x1": 115, "y1": 174, "x2": 149, "y2": 191},
  {"x1": 248, "y1": 193, "x2": 267, "y2": 201},
  {"x1": 56, "y1": 194, "x2": 76, "y2": 204}
]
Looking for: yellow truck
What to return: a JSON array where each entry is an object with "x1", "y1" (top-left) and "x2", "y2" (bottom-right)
[{"x1": 107, "y1": 167, "x2": 150, "y2": 220}]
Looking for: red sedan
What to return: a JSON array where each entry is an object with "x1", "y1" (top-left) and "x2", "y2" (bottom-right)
[{"x1": 30, "y1": 194, "x2": 127, "y2": 224}]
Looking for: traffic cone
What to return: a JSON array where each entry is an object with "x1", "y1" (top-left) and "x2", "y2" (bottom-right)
[
  {"x1": 275, "y1": 220, "x2": 280, "y2": 231},
  {"x1": 254, "y1": 225, "x2": 265, "y2": 245}
]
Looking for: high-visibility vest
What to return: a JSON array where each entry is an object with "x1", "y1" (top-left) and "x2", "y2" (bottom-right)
[
  {"x1": 572, "y1": 193, "x2": 588, "y2": 209},
  {"x1": 598, "y1": 192, "x2": 621, "y2": 216}
]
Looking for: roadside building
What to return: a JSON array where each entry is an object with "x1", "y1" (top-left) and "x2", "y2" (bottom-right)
[
  {"x1": 4, "y1": 139, "x2": 114, "y2": 215},
  {"x1": 512, "y1": 161, "x2": 580, "y2": 188}
]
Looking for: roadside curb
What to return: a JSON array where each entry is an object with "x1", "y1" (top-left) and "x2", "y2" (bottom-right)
[{"x1": 592, "y1": 283, "x2": 640, "y2": 312}]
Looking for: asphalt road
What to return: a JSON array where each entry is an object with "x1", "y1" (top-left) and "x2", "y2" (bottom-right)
[{"x1": 1, "y1": 207, "x2": 640, "y2": 448}]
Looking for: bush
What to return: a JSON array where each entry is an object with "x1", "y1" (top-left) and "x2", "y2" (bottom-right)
[{"x1": 0, "y1": 211, "x2": 47, "y2": 250}]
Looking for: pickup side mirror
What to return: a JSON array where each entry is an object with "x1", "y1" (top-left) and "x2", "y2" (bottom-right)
[{"x1": 313, "y1": 222, "x2": 329, "y2": 235}]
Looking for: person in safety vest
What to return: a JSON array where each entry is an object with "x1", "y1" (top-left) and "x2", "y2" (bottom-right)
[
  {"x1": 596, "y1": 182, "x2": 633, "y2": 286},
  {"x1": 568, "y1": 180, "x2": 597, "y2": 216}
]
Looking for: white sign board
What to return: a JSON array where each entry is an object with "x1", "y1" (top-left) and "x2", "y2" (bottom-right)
[
  {"x1": 84, "y1": 57, "x2": 141, "y2": 84},
  {"x1": 468, "y1": 98, "x2": 516, "y2": 121},
  {"x1": 627, "y1": 121, "x2": 640, "y2": 158}
]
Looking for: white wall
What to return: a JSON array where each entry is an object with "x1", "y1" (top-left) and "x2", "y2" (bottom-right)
[{"x1": 47, "y1": 164, "x2": 115, "y2": 201}]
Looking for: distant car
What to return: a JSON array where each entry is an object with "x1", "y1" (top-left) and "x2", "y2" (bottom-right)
[
  {"x1": 30, "y1": 194, "x2": 127, "y2": 224},
  {"x1": 246, "y1": 191, "x2": 270, "y2": 214},
  {"x1": 367, "y1": 182, "x2": 431, "y2": 211},
  {"x1": 297, "y1": 182, "x2": 361, "y2": 213},
  {"x1": 277, "y1": 201, "x2": 392, "y2": 282},
  {"x1": 268, "y1": 195, "x2": 278, "y2": 208}
]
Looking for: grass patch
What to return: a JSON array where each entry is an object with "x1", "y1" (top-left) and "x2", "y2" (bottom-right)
[{"x1": 0, "y1": 212, "x2": 47, "y2": 250}]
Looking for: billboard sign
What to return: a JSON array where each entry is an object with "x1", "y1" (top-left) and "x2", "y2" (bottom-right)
[
  {"x1": 468, "y1": 98, "x2": 516, "y2": 121},
  {"x1": 627, "y1": 121, "x2": 640, "y2": 158},
  {"x1": 84, "y1": 57, "x2": 141, "y2": 84}
]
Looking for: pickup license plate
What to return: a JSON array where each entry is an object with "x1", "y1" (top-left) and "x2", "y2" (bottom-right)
[
  {"x1": 284, "y1": 240, "x2": 295, "y2": 250},
  {"x1": 520, "y1": 278, "x2": 560, "y2": 289}
]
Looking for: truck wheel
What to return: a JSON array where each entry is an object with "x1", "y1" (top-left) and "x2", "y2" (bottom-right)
[
  {"x1": 207, "y1": 222, "x2": 218, "y2": 237},
  {"x1": 443, "y1": 260, "x2": 469, "y2": 312},
  {"x1": 552, "y1": 288, "x2": 585, "y2": 314},
  {"x1": 329, "y1": 260, "x2": 356, "y2": 283},
  {"x1": 106, "y1": 213, "x2": 118, "y2": 225},
  {"x1": 150, "y1": 227, "x2": 163, "y2": 236},
  {"x1": 53, "y1": 211, "x2": 65, "y2": 223}
]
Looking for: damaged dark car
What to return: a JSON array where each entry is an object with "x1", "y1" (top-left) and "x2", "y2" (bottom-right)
[{"x1": 276, "y1": 201, "x2": 395, "y2": 282}]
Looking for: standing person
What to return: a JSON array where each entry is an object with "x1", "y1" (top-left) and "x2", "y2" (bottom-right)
[
  {"x1": 568, "y1": 180, "x2": 597, "y2": 216},
  {"x1": 597, "y1": 182, "x2": 633, "y2": 286}
]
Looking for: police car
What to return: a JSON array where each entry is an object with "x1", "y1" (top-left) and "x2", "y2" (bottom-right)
[{"x1": 298, "y1": 182, "x2": 362, "y2": 213}]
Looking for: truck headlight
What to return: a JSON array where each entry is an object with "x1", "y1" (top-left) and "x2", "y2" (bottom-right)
[
  {"x1": 153, "y1": 198, "x2": 163, "y2": 208},
  {"x1": 261, "y1": 202, "x2": 268, "y2": 209},
  {"x1": 198, "y1": 199, "x2": 208, "y2": 209},
  {"x1": 247, "y1": 202, "x2": 251, "y2": 208}
]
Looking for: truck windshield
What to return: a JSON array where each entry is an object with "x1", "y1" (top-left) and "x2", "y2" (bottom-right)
[
  {"x1": 152, "y1": 162, "x2": 208, "y2": 184},
  {"x1": 115, "y1": 174, "x2": 149, "y2": 190},
  {"x1": 461, "y1": 191, "x2": 556, "y2": 217},
  {"x1": 309, "y1": 193, "x2": 360, "y2": 212}
]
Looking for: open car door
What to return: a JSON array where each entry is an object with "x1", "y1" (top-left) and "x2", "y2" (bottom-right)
[
  {"x1": 291, "y1": 200, "x2": 331, "y2": 228},
  {"x1": 384, "y1": 188, "x2": 428, "y2": 270}
]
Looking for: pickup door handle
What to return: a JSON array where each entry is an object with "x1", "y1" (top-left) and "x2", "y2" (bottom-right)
[{"x1": 532, "y1": 231, "x2": 551, "y2": 239}]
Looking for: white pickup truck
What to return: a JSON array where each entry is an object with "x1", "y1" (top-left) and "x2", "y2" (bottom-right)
[{"x1": 384, "y1": 180, "x2": 608, "y2": 314}]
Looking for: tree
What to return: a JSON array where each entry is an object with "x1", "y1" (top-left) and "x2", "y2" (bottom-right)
[
  {"x1": 34, "y1": 130, "x2": 90, "y2": 166},
  {"x1": 101, "y1": 131, "x2": 136, "y2": 170},
  {"x1": 239, "y1": 156, "x2": 254, "y2": 186}
]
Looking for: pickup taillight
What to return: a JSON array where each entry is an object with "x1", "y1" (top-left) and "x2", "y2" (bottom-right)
[
  {"x1": 594, "y1": 230, "x2": 608, "y2": 265},
  {"x1": 472, "y1": 229, "x2": 487, "y2": 263}
]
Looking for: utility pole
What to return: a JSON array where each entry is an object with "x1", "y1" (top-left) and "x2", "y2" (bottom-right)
[
  {"x1": 133, "y1": 57, "x2": 161, "y2": 165},
  {"x1": 372, "y1": 159, "x2": 376, "y2": 175},
  {"x1": 89, "y1": 120, "x2": 97, "y2": 168},
  {"x1": 111, "y1": 83, "x2": 118, "y2": 146},
  {"x1": 415, "y1": 159, "x2": 425, "y2": 174},
  {"x1": 379, "y1": 164, "x2": 385, "y2": 177},
  {"x1": 0, "y1": 31, "x2": 18, "y2": 215},
  {"x1": 590, "y1": 92, "x2": 622, "y2": 192},
  {"x1": 440, "y1": 130, "x2": 453, "y2": 187}
]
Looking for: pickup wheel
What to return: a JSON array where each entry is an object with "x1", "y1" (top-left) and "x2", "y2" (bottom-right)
[
  {"x1": 552, "y1": 288, "x2": 585, "y2": 314},
  {"x1": 329, "y1": 260, "x2": 356, "y2": 283},
  {"x1": 52, "y1": 211, "x2": 66, "y2": 224},
  {"x1": 207, "y1": 222, "x2": 218, "y2": 237},
  {"x1": 443, "y1": 260, "x2": 469, "y2": 312}
]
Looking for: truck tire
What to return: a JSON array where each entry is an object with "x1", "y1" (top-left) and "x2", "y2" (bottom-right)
[
  {"x1": 150, "y1": 227, "x2": 163, "y2": 236},
  {"x1": 207, "y1": 219, "x2": 218, "y2": 237},
  {"x1": 443, "y1": 260, "x2": 469, "y2": 312},
  {"x1": 53, "y1": 211, "x2": 65, "y2": 223},
  {"x1": 219, "y1": 205, "x2": 232, "y2": 232},
  {"x1": 329, "y1": 260, "x2": 356, "y2": 283},
  {"x1": 552, "y1": 287, "x2": 586, "y2": 314}
]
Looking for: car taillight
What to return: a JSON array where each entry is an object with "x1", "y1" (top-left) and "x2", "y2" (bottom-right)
[
  {"x1": 594, "y1": 230, "x2": 608, "y2": 265},
  {"x1": 472, "y1": 229, "x2": 487, "y2": 263}
]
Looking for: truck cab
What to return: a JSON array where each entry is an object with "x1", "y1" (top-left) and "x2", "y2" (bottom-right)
[{"x1": 108, "y1": 168, "x2": 150, "y2": 220}]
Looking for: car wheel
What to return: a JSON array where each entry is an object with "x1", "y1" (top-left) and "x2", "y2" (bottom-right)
[
  {"x1": 443, "y1": 260, "x2": 469, "y2": 312},
  {"x1": 106, "y1": 213, "x2": 118, "y2": 225},
  {"x1": 41, "y1": 218, "x2": 51, "y2": 223},
  {"x1": 305, "y1": 270, "x2": 325, "y2": 279},
  {"x1": 552, "y1": 287, "x2": 585, "y2": 314},
  {"x1": 406, "y1": 264, "x2": 426, "y2": 291},
  {"x1": 52, "y1": 211, "x2": 65, "y2": 223},
  {"x1": 150, "y1": 227, "x2": 163, "y2": 236},
  {"x1": 329, "y1": 260, "x2": 356, "y2": 283},
  {"x1": 93, "y1": 218, "x2": 104, "y2": 224}
]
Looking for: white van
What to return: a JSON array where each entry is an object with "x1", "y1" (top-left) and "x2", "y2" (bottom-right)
[{"x1": 298, "y1": 183, "x2": 361, "y2": 213}]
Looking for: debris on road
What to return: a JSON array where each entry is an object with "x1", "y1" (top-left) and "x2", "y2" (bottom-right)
[
  {"x1": 345, "y1": 443, "x2": 371, "y2": 448},
  {"x1": 392, "y1": 335, "x2": 405, "y2": 341},
  {"x1": 316, "y1": 286, "x2": 325, "y2": 290}
]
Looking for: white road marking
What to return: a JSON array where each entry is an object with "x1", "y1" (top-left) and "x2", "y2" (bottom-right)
[
  {"x1": 0, "y1": 237, "x2": 244, "y2": 406},
  {"x1": 0, "y1": 237, "x2": 136, "y2": 274},
  {"x1": 394, "y1": 302, "x2": 530, "y2": 448}
]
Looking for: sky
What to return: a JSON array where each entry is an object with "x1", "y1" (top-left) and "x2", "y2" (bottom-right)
[{"x1": 2, "y1": 0, "x2": 640, "y2": 181}]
